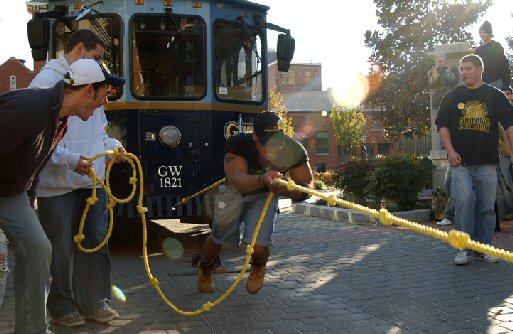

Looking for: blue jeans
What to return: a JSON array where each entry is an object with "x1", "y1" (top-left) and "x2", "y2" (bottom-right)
[
  {"x1": 211, "y1": 185, "x2": 279, "y2": 247},
  {"x1": 498, "y1": 154, "x2": 513, "y2": 214},
  {"x1": 451, "y1": 165, "x2": 497, "y2": 245},
  {"x1": 37, "y1": 188, "x2": 112, "y2": 317},
  {"x1": 0, "y1": 192, "x2": 52, "y2": 334},
  {"x1": 0, "y1": 227, "x2": 8, "y2": 307},
  {"x1": 444, "y1": 166, "x2": 455, "y2": 221}
]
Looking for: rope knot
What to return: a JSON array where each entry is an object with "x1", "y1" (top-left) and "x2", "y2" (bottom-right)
[
  {"x1": 286, "y1": 179, "x2": 296, "y2": 191},
  {"x1": 137, "y1": 205, "x2": 148, "y2": 214},
  {"x1": 88, "y1": 167, "x2": 95, "y2": 177},
  {"x1": 106, "y1": 201, "x2": 116, "y2": 210},
  {"x1": 150, "y1": 277, "x2": 160, "y2": 286},
  {"x1": 379, "y1": 209, "x2": 393, "y2": 226},
  {"x1": 447, "y1": 230, "x2": 470, "y2": 251},
  {"x1": 74, "y1": 234, "x2": 85, "y2": 243},
  {"x1": 181, "y1": 197, "x2": 187, "y2": 205},
  {"x1": 129, "y1": 177, "x2": 138, "y2": 185},
  {"x1": 86, "y1": 197, "x2": 99, "y2": 205},
  {"x1": 327, "y1": 195, "x2": 337, "y2": 207}
]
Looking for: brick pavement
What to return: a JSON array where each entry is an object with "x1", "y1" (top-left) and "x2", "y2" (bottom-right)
[{"x1": 1, "y1": 213, "x2": 513, "y2": 333}]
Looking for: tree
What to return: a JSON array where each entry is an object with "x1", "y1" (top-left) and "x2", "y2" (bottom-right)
[
  {"x1": 365, "y1": 0, "x2": 491, "y2": 140},
  {"x1": 330, "y1": 106, "x2": 366, "y2": 161},
  {"x1": 269, "y1": 87, "x2": 294, "y2": 135}
]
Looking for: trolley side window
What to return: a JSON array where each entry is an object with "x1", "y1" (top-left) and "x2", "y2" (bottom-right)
[
  {"x1": 214, "y1": 21, "x2": 264, "y2": 103},
  {"x1": 54, "y1": 15, "x2": 123, "y2": 100},
  {"x1": 131, "y1": 14, "x2": 206, "y2": 99}
]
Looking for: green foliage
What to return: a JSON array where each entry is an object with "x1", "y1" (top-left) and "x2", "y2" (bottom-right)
[
  {"x1": 329, "y1": 106, "x2": 366, "y2": 149},
  {"x1": 313, "y1": 179, "x2": 325, "y2": 190},
  {"x1": 367, "y1": 153, "x2": 433, "y2": 211},
  {"x1": 506, "y1": 36, "x2": 513, "y2": 79},
  {"x1": 269, "y1": 88, "x2": 294, "y2": 136},
  {"x1": 335, "y1": 159, "x2": 375, "y2": 205},
  {"x1": 365, "y1": 0, "x2": 491, "y2": 140}
]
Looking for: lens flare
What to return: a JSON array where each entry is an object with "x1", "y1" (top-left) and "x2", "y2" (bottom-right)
[
  {"x1": 111, "y1": 285, "x2": 126, "y2": 303},
  {"x1": 162, "y1": 238, "x2": 184, "y2": 259},
  {"x1": 331, "y1": 74, "x2": 369, "y2": 108}
]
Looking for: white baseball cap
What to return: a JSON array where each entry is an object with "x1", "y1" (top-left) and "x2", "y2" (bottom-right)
[{"x1": 64, "y1": 58, "x2": 125, "y2": 87}]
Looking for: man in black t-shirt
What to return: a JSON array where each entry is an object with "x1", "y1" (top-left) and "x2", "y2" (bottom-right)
[
  {"x1": 435, "y1": 54, "x2": 513, "y2": 266},
  {"x1": 197, "y1": 111, "x2": 313, "y2": 294}
]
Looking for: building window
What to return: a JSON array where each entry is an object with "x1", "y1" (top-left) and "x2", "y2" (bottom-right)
[
  {"x1": 287, "y1": 71, "x2": 296, "y2": 85},
  {"x1": 305, "y1": 71, "x2": 311, "y2": 83},
  {"x1": 316, "y1": 131, "x2": 329, "y2": 155},
  {"x1": 371, "y1": 119, "x2": 383, "y2": 131},
  {"x1": 9, "y1": 75, "x2": 16, "y2": 91},
  {"x1": 280, "y1": 72, "x2": 288, "y2": 85}
]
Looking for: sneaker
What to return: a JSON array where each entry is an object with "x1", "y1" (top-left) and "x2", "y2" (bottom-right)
[
  {"x1": 51, "y1": 312, "x2": 85, "y2": 328},
  {"x1": 84, "y1": 304, "x2": 119, "y2": 323},
  {"x1": 437, "y1": 218, "x2": 453, "y2": 226},
  {"x1": 197, "y1": 262, "x2": 215, "y2": 293},
  {"x1": 246, "y1": 264, "x2": 266, "y2": 294},
  {"x1": 454, "y1": 251, "x2": 468, "y2": 265},
  {"x1": 474, "y1": 252, "x2": 499, "y2": 263}
]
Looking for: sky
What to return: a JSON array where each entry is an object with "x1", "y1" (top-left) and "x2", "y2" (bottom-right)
[{"x1": 0, "y1": 0, "x2": 512, "y2": 104}]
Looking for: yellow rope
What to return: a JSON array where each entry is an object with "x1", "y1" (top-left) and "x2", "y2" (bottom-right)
[
  {"x1": 275, "y1": 178, "x2": 513, "y2": 263},
  {"x1": 173, "y1": 178, "x2": 226, "y2": 208},
  {"x1": 74, "y1": 149, "x2": 273, "y2": 315},
  {"x1": 76, "y1": 150, "x2": 513, "y2": 316}
]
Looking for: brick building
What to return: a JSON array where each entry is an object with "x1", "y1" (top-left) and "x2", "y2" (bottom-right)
[
  {"x1": 269, "y1": 62, "x2": 322, "y2": 94},
  {"x1": 271, "y1": 62, "x2": 394, "y2": 170},
  {"x1": 0, "y1": 57, "x2": 38, "y2": 93}
]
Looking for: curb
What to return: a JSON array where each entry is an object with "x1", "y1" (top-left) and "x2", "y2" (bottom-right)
[{"x1": 291, "y1": 203, "x2": 431, "y2": 226}]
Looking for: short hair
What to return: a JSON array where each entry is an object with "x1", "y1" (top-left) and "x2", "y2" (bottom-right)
[
  {"x1": 460, "y1": 54, "x2": 483, "y2": 69},
  {"x1": 65, "y1": 29, "x2": 105, "y2": 54}
]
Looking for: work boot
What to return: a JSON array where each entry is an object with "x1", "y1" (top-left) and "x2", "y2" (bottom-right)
[
  {"x1": 246, "y1": 264, "x2": 266, "y2": 294},
  {"x1": 197, "y1": 261, "x2": 214, "y2": 293}
]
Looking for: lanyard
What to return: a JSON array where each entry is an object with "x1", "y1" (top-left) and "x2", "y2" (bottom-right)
[{"x1": 50, "y1": 118, "x2": 69, "y2": 151}]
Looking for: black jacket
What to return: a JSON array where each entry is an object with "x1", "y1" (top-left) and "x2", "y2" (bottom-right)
[
  {"x1": 0, "y1": 81, "x2": 64, "y2": 196},
  {"x1": 475, "y1": 41, "x2": 511, "y2": 90}
]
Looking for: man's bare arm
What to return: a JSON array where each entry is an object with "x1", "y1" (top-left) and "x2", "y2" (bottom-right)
[{"x1": 223, "y1": 152, "x2": 265, "y2": 192}]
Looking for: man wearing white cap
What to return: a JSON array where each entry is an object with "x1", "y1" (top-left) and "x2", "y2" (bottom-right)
[
  {"x1": 0, "y1": 58, "x2": 124, "y2": 334},
  {"x1": 29, "y1": 30, "x2": 124, "y2": 328}
]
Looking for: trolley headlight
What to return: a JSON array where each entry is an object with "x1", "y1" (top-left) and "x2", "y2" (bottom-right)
[{"x1": 159, "y1": 126, "x2": 181, "y2": 148}]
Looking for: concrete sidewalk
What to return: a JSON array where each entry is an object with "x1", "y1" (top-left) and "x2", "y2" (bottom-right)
[{"x1": 1, "y1": 212, "x2": 513, "y2": 333}]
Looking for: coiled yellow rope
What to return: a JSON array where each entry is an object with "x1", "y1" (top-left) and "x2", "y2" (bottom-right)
[{"x1": 74, "y1": 149, "x2": 275, "y2": 315}]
